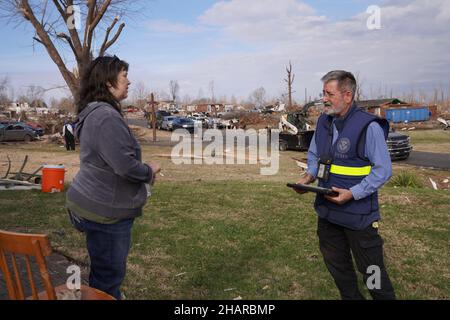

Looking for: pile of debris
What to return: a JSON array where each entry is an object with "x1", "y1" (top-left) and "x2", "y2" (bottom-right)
[
  {"x1": 439, "y1": 112, "x2": 450, "y2": 120},
  {"x1": 36, "y1": 117, "x2": 65, "y2": 135},
  {"x1": 42, "y1": 133, "x2": 65, "y2": 145},
  {"x1": 0, "y1": 155, "x2": 42, "y2": 190},
  {"x1": 237, "y1": 113, "x2": 280, "y2": 129}
]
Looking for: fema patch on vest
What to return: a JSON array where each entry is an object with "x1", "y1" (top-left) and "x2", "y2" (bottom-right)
[{"x1": 337, "y1": 137, "x2": 351, "y2": 154}]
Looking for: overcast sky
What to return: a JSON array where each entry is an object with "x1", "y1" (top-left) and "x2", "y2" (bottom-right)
[{"x1": 1, "y1": 0, "x2": 449, "y2": 104}]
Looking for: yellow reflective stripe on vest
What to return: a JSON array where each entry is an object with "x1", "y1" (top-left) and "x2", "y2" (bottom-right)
[{"x1": 330, "y1": 164, "x2": 372, "y2": 176}]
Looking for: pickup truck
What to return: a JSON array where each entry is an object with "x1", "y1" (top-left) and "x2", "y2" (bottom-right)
[{"x1": 279, "y1": 129, "x2": 412, "y2": 161}]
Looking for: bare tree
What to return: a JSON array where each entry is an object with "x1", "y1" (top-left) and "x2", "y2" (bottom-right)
[
  {"x1": 169, "y1": 80, "x2": 179, "y2": 103},
  {"x1": 197, "y1": 88, "x2": 205, "y2": 101},
  {"x1": 0, "y1": 1, "x2": 143, "y2": 101},
  {"x1": 208, "y1": 80, "x2": 215, "y2": 103},
  {"x1": 16, "y1": 92, "x2": 29, "y2": 104},
  {"x1": 58, "y1": 96, "x2": 76, "y2": 113},
  {"x1": 26, "y1": 85, "x2": 45, "y2": 104},
  {"x1": 354, "y1": 71, "x2": 364, "y2": 101},
  {"x1": 230, "y1": 94, "x2": 237, "y2": 105},
  {"x1": 0, "y1": 77, "x2": 11, "y2": 107},
  {"x1": 0, "y1": 77, "x2": 8, "y2": 93},
  {"x1": 284, "y1": 61, "x2": 295, "y2": 109},
  {"x1": 132, "y1": 81, "x2": 148, "y2": 109},
  {"x1": 219, "y1": 95, "x2": 228, "y2": 104},
  {"x1": 155, "y1": 90, "x2": 170, "y2": 101},
  {"x1": 50, "y1": 97, "x2": 59, "y2": 109},
  {"x1": 250, "y1": 87, "x2": 266, "y2": 108},
  {"x1": 181, "y1": 94, "x2": 191, "y2": 106}
]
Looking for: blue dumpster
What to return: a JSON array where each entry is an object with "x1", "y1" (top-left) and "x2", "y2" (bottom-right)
[{"x1": 385, "y1": 107, "x2": 430, "y2": 123}]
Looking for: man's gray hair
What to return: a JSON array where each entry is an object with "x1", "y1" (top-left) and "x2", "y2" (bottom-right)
[{"x1": 321, "y1": 70, "x2": 357, "y2": 100}]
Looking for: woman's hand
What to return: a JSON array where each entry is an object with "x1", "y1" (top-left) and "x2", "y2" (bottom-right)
[{"x1": 148, "y1": 161, "x2": 161, "y2": 185}]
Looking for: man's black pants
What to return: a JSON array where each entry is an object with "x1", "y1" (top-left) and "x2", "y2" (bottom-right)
[
  {"x1": 64, "y1": 132, "x2": 75, "y2": 150},
  {"x1": 317, "y1": 218, "x2": 396, "y2": 300}
]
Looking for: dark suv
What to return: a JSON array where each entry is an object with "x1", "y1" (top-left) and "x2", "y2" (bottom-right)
[{"x1": 171, "y1": 117, "x2": 195, "y2": 133}]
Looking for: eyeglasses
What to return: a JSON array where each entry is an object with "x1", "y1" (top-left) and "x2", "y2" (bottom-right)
[
  {"x1": 322, "y1": 90, "x2": 351, "y2": 98},
  {"x1": 322, "y1": 91, "x2": 336, "y2": 98}
]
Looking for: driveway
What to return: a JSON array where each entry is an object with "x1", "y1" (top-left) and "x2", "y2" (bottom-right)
[{"x1": 398, "y1": 151, "x2": 450, "y2": 170}]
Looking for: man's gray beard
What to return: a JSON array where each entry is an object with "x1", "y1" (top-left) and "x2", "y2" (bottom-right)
[
  {"x1": 324, "y1": 104, "x2": 344, "y2": 116},
  {"x1": 324, "y1": 107, "x2": 337, "y2": 116}
]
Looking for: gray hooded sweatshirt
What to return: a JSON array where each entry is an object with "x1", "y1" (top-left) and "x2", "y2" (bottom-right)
[{"x1": 67, "y1": 101, "x2": 152, "y2": 220}]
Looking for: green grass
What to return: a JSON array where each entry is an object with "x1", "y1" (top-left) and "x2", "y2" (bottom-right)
[
  {"x1": 407, "y1": 130, "x2": 450, "y2": 144},
  {"x1": 1, "y1": 181, "x2": 449, "y2": 300}
]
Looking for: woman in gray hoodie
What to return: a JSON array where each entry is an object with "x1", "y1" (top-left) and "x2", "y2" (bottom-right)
[{"x1": 66, "y1": 55, "x2": 160, "y2": 299}]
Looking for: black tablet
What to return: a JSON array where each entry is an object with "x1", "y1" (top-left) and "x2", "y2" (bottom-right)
[{"x1": 287, "y1": 183, "x2": 338, "y2": 196}]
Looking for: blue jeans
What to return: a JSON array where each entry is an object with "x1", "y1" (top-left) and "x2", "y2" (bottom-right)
[{"x1": 68, "y1": 210, "x2": 134, "y2": 300}]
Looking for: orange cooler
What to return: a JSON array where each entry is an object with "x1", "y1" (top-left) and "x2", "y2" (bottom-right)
[{"x1": 41, "y1": 165, "x2": 65, "y2": 193}]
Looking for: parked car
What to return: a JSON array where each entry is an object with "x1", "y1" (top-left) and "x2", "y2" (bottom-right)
[
  {"x1": 25, "y1": 122, "x2": 44, "y2": 136},
  {"x1": 0, "y1": 123, "x2": 38, "y2": 142},
  {"x1": 161, "y1": 116, "x2": 178, "y2": 131},
  {"x1": 188, "y1": 113, "x2": 208, "y2": 128},
  {"x1": 386, "y1": 130, "x2": 412, "y2": 160},
  {"x1": 0, "y1": 120, "x2": 43, "y2": 136},
  {"x1": 171, "y1": 117, "x2": 195, "y2": 133},
  {"x1": 147, "y1": 110, "x2": 171, "y2": 129},
  {"x1": 0, "y1": 120, "x2": 16, "y2": 126},
  {"x1": 204, "y1": 117, "x2": 225, "y2": 129}
]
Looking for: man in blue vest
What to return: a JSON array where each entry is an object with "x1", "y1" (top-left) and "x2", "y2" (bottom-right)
[{"x1": 296, "y1": 70, "x2": 396, "y2": 299}]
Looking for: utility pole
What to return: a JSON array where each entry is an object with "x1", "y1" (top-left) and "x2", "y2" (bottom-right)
[{"x1": 150, "y1": 93, "x2": 157, "y2": 142}]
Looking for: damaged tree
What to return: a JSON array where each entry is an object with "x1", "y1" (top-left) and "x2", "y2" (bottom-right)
[
  {"x1": 169, "y1": 80, "x2": 180, "y2": 104},
  {"x1": 0, "y1": 0, "x2": 141, "y2": 103},
  {"x1": 0, "y1": 77, "x2": 11, "y2": 107},
  {"x1": 284, "y1": 61, "x2": 295, "y2": 110}
]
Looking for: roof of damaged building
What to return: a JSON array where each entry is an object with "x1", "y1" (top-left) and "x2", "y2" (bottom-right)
[{"x1": 357, "y1": 98, "x2": 407, "y2": 108}]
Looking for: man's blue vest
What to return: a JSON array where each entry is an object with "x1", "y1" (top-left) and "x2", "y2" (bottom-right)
[{"x1": 314, "y1": 104, "x2": 389, "y2": 230}]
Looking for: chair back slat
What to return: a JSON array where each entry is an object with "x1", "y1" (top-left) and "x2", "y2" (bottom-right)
[
  {"x1": 11, "y1": 253, "x2": 26, "y2": 300},
  {"x1": 0, "y1": 249, "x2": 18, "y2": 299},
  {"x1": 31, "y1": 239, "x2": 56, "y2": 300},
  {"x1": 24, "y1": 255, "x2": 39, "y2": 300}
]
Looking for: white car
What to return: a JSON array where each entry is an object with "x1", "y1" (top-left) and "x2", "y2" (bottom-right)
[
  {"x1": 161, "y1": 116, "x2": 177, "y2": 131},
  {"x1": 189, "y1": 114, "x2": 207, "y2": 127}
]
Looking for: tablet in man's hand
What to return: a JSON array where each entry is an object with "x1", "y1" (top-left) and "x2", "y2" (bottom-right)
[{"x1": 287, "y1": 183, "x2": 338, "y2": 196}]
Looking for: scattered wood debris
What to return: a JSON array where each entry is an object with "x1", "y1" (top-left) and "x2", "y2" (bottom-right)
[
  {"x1": 175, "y1": 272, "x2": 187, "y2": 277},
  {"x1": 429, "y1": 177, "x2": 438, "y2": 190},
  {"x1": 0, "y1": 178, "x2": 41, "y2": 191},
  {"x1": 292, "y1": 157, "x2": 308, "y2": 170}
]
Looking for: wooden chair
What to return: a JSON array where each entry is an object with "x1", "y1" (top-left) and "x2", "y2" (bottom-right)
[{"x1": 0, "y1": 230, "x2": 115, "y2": 300}]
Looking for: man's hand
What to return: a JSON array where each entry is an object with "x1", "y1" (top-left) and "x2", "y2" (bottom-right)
[
  {"x1": 294, "y1": 173, "x2": 315, "y2": 194},
  {"x1": 324, "y1": 187, "x2": 353, "y2": 205},
  {"x1": 148, "y1": 160, "x2": 161, "y2": 185}
]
